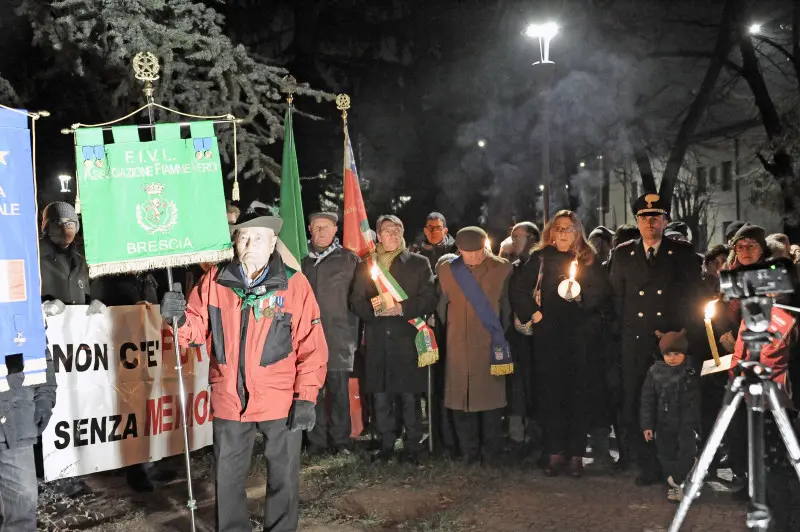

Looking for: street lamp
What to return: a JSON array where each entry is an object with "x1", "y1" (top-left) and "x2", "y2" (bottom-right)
[
  {"x1": 477, "y1": 139, "x2": 487, "y2": 148},
  {"x1": 749, "y1": 22, "x2": 762, "y2": 35},
  {"x1": 579, "y1": 161, "x2": 586, "y2": 168},
  {"x1": 58, "y1": 174, "x2": 72, "y2": 193},
  {"x1": 526, "y1": 21, "x2": 558, "y2": 225}
]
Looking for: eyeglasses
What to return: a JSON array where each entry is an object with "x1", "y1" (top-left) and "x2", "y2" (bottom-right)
[
  {"x1": 56, "y1": 220, "x2": 78, "y2": 229},
  {"x1": 553, "y1": 227, "x2": 576, "y2": 234},
  {"x1": 424, "y1": 226, "x2": 444, "y2": 232},
  {"x1": 735, "y1": 243, "x2": 759, "y2": 253}
]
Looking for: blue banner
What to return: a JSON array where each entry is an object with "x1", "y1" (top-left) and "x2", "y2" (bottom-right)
[{"x1": 0, "y1": 108, "x2": 48, "y2": 389}]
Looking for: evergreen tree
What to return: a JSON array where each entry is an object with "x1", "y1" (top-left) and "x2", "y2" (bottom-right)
[{"x1": 15, "y1": 0, "x2": 330, "y2": 184}]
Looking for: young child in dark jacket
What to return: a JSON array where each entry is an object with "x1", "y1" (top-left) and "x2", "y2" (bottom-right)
[{"x1": 640, "y1": 329, "x2": 699, "y2": 502}]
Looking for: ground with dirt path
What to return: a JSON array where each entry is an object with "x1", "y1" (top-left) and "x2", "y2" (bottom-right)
[{"x1": 36, "y1": 438, "x2": 748, "y2": 532}]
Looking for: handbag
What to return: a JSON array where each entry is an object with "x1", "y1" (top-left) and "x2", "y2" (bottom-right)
[{"x1": 514, "y1": 257, "x2": 544, "y2": 336}]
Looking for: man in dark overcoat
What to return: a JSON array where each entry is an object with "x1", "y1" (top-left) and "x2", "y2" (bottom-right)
[
  {"x1": 350, "y1": 215, "x2": 437, "y2": 463},
  {"x1": 609, "y1": 193, "x2": 702, "y2": 485}
]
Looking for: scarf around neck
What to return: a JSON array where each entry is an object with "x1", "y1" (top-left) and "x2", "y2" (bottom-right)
[
  {"x1": 376, "y1": 240, "x2": 406, "y2": 270},
  {"x1": 308, "y1": 239, "x2": 341, "y2": 266}
]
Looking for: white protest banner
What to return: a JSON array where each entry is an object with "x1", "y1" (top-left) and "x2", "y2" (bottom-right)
[{"x1": 42, "y1": 305, "x2": 212, "y2": 480}]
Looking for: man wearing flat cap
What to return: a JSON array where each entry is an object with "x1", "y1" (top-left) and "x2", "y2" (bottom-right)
[
  {"x1": 437, "y1": 226, "x2": 513, "y2": 465},
  {"x1": 160, "y1": 207, "x2": 328, "y2": 531},
  {"x1": 609, "y1": 193, "x2": 702, "y2": 485},
  {"x1": 301, "y1": 212, "x2": 360, "y2": 455}
]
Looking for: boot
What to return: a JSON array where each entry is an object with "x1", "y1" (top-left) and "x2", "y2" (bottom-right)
[
  {"x1": 568, "y1": 457, "x2": 584, "y2": 478},
  {"x1": 543, "y1": 454, "x2": 565, "y2": 477}
]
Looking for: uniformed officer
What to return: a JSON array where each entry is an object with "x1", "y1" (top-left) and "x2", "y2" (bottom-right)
[{"x1": 609, "y1": 193, "x2": 702, "y2": 486}]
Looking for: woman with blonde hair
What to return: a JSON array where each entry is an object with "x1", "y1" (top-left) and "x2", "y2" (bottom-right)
[{"x1": 510, "y1": 210, "x2": 612, "y2": 477}]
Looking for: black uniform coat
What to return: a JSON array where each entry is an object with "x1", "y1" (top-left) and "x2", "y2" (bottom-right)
[
  {"x1": 301, "y1": 247, "x2": 360, "y2": 371},
  {"x1": 350, "y1": 250, "x2": 436, "y2": 394},
  {"x1": 39, "y1": 237, "x2": 90, "y2": 304},
  {"x1": 609, "y1": 237, "x2": 702, "y2": 425}
]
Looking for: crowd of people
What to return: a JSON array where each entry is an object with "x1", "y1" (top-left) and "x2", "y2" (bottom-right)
[{"x1": 2, "y1": 192, "x2": 800, "y2": 531}]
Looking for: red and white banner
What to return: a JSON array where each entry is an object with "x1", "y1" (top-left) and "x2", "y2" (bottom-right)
[{"x1": 42, "y1": 305, "x2": 212, "y2": 480}]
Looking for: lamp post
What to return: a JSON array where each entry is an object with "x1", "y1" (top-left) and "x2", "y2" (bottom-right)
[
  {"x1": 525, "y1": 22, "x2": 558, "y2": 225},
  {"x1": 57, "y1": 174, "x2": 72, "y2": 193}
]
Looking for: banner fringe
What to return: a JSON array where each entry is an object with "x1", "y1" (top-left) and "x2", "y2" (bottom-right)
[
  {"x1": 490, "y1": 363, "x2": 514, "y2": 376},
  {"x1": 418, "y1": 350, "x2": 439, "y2": 368},
  {"x1": 88, "y1": 248, "x2": 233, "y2": 278}
]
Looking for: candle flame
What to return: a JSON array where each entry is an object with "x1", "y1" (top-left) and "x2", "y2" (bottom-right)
[
  {"x1": 705, "y1": 299, "x2": 718, "y2": 320},
  {"x1": 370, "y1": 263, "x2": 380, "y2": 281},
  {"x1": 569, "y1": 260, "x2": 577, "y2": 280}
]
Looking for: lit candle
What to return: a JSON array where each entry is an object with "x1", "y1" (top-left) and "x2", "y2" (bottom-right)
[
  {"x1": 566, "y1": 260, "x2": 577, "y2": 297},
  {"x1": 369, "y1": 259, "x2": 395, "y2": 311},
  {"x1": 704, "y1": 300, "x2": 722, "y2": 366}
]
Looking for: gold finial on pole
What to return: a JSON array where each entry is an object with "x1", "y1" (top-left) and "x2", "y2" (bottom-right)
[
  {"x1": 281, "y1": 75, "x2": 297, "y2": 105},
  {"x1": 133, "y1": 52, "x2": 160, "y2": 105},
  {"x1": 336, "y1": 94, "x2": 351, "y2": 123}
]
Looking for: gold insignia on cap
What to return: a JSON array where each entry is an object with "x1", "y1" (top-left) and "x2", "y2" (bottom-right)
[{"x1": 645, "y1": 193, "x2": 660, "y2": 209}]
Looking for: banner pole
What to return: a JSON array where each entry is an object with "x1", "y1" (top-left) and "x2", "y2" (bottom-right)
[{"x1": 135, "y1": 53, "x2": 198, "y2": 532}]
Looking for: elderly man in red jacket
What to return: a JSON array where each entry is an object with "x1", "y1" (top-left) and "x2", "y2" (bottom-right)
[{"x1": 161, "y1": 209, "x2": 328, "y2": 532}]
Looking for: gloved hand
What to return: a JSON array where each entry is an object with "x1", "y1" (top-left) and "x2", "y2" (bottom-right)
[
  {"x1": 34, "y1": 399, "x2": 54, "y2": 436},
  {"x1": 42, "y1": 299, "x2": 66, "y2": 317},
  {"x1": 160, "y1": 283, "x2": 187, "y2": 325},
  {"x1": 86, "y1": 299, "x2": 107, "y2": 316},
  {"x1": 287, "y1": 399, "x2": 316, "y2": 432}
]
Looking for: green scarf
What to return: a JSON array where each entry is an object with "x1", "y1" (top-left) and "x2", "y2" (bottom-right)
[
  {"x1": 376, "y1": 240, "x2": 406, "y2": 269},
  {"x1": 231, "y1": 287, "x2": 274, "y2": 321}
]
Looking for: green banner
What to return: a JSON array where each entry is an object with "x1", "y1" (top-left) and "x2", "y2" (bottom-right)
[{"x1": 75, "y1": 122, "x2": 233, "y2": 277}]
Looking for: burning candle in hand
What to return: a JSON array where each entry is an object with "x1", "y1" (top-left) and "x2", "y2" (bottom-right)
[
  {"x1": 704, "y1": 300, "x2": 722, "y2": 366},
  {"x1": 370, "y1": 262, "x2": 380, "y2": 281},
  {"x1": 558, "y1": 260, "x2": 581, "y2": 300},
  {"x1": 568, "y1": 260, "x2": 577, "y2": 281}
]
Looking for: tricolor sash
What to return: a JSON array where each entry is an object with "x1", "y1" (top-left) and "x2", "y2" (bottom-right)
[{"x1": 368, "y1": 256, "x2": 438, "y2": 367}]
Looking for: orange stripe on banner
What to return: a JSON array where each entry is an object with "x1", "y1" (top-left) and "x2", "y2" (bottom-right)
[{"x1": 0, "y1": 260, "x2": 26, "y2": 303}]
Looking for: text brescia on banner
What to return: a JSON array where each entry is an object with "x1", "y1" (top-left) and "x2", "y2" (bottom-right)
[
  {"x1": 0, "y1": 108, "x2": 48, "y2": 391},
  {"x1": 74, "y1": 122, "x2": 233, "y2": 276},
  {"x1": 42, "y1": 305, "x2": 212, "y2": 480}
]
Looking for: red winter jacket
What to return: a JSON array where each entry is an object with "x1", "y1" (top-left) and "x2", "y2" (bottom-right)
[{"x1": 176, "y1": 254, "x2": 328, "y2": 422}]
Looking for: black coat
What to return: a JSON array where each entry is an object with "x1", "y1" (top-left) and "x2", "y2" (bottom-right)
[
  {"x1": 301, "y1": 247, "x2": 360, "y2": 372},
  {"x1": 39, "y1": 237, "x2": 90, "y2": 305},
  {"x1": 609, "y1": 237, "x2": 703, "y2": 425},
  {"x1": 412, "y1": 234, "x2": 456, "y2": 271},
  {"x1": 639, "y1": 359, "x2": 700, "y2": 434},
  {"x1": 510, "y1": 247, "x2": 613, "y2": 419},
  {"x1": 90, "y1": 273, "x2": 159, "y2": 306},
  {"x1": 350, "y1": 250, "x2": 436, "y2": 394}
]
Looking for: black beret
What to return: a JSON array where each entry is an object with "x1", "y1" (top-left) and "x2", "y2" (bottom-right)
[
  {"x1": 665, "y1": 221, "x2": 689, "y2": 238},
  {"x1": 455, "y1": 226, "x2": 488, "y2": 252}
]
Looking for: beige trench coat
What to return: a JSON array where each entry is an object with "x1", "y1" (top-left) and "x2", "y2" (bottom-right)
[{"x1": 438, "y1": 255, "x2": 512, "y2": 412}]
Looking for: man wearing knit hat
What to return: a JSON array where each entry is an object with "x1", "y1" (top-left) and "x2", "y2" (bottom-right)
[
  {"x1": 609, "y1": 192, "x2": 702, "y2": 484},
  {"x1": 301, "y1": 212, "x2": 360, "y2": 455},
  {"x1": 39, "y1": 202, "x2": 93, "y2": 312},
  {"x1": 437, "y1": 227, "x2": 513, "y2": 465},
  {"x1": 640, "y1": 329, "x2": 699, "y2": 502}
]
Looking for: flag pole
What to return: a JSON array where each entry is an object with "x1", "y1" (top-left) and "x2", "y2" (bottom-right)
[{"x1": 133, "y1": 52, "x2": 197, "y2": 532}]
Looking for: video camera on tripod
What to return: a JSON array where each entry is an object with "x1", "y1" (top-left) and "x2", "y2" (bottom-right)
[{"x1": 670, "y1": 258, "x2": 800, "y2": 532}]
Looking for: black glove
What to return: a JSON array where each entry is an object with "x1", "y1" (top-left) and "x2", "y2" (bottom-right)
[
  {"x1": 34, "y1": 399, "x2": 54, "y2": 436},
  {"x1": 287, "y1": 399, "x2": 316, "y2": 432},
  {"x1": 160, "y1": 283, "x2": 187, "y2": 325}
]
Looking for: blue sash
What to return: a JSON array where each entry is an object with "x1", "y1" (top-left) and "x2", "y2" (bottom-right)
[{"x1": 449, "y1": 256, "x2": 513, "y2": 375}]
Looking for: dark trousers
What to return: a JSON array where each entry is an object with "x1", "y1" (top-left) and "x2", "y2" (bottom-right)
[
  {"x1": 373, "y1": 393, "x2": 423, "y2": 452},
  {"x1": 307, "y1": 371, "x2": 352, "y2": 449},
  {"x1": 431, "y1": 362, "x2": 456, "y2": 453},
  {"x1": 623, "y1": 422, "x2": 661, "y2": 478},
  {"x1": 536, "y1": 364, "x2": 588, "y2": 458},
  {"x1": 214, "y1": 417, "x2": 301, "y2": 532},
  {"x1": 655, "y1": 428, "x2": 696, "y2": 484},
  {"x1": 451, "y1": 408, "x2": 503, "y2": 458},
  {"x1": 0, "y1": 446, "x2": 37, "y2": 531}
]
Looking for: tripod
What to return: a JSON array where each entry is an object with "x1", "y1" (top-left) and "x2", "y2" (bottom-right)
[{"x1": 669, "y1": 327, "x2": 800, "y2": 532}]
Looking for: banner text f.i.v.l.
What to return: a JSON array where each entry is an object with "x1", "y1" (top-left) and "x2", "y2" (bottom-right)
[{"x1": 75, "y1": 122, "x2": 233, "y2": 277}]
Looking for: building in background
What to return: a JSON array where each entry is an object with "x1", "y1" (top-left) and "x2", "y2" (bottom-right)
[{"x1": 607, "y1": 121, "x2": 783, "y2": 249}]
